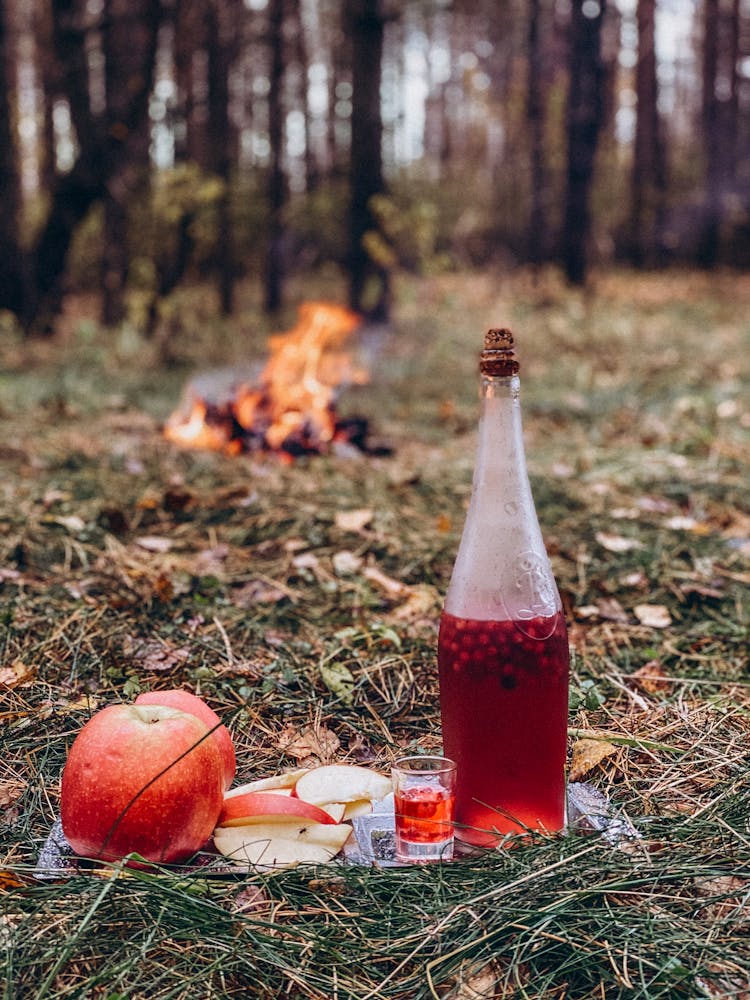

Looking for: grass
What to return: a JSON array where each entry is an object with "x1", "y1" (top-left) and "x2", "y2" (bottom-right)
[{"x1": 1, "y1": 266, "x2": 749, "y2": 998}]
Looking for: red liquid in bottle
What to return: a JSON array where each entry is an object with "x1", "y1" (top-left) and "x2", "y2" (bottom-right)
[
  {"x1": 438, "y1": 610, "x2": 569, "y2": 845},
  {"x1": 394, "y1": 785, "x2": 455, "y2": 845}
]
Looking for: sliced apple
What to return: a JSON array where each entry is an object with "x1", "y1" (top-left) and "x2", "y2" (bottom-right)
[
  {"x1": 293, "y1": 764, "x2": 392, "y2": 807},
  {"x1": 223, "y1": 770, "x2": 306, "y2": 798},
  {"x1": 343, "y1": 799, "x2": 373, "y2": 820},
  {"x1": 214, "y1": 820, "x2": 352, "y2": 869},
  {"x1": 320, "y1": 802, "x2": 347, "y2": 822},
  {"x1": 218, "y1": 791, "x2": 335, "y2": 827}
]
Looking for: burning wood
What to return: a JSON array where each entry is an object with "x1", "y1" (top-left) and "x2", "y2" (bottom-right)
[{"x1": 164, "y1": 302, "x2": 384, "y2": 458}]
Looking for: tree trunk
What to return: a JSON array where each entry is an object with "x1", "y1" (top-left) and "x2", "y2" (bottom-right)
[
  {"x1": 348, "y1": 0, "x2": 390, "y2": 321},
  {"x1": 264, "y1": 0, "x2": 286, "y2": 314},
  {"x1": 526, "y1": 0, "x2": 547, "y2": 267},
  {"x1": 629, "y1": 0, "x2": 666, "y2": 267},
  {"x1": 698, "y1": 0, "x2": 738, "y2": 267},
  {"x1": 561, "y1": 0, "x2": 607, "y2": 286},
  {"x1": 101, "y1": 0, "x2": 157, "y2": 327},
  {"x1": 207, "y1": 0, "x2": 237, "y2": 315},
  {"x1": 26, "y1": 0, "x2": 160, "y2": 334},
  {"x1": 35, "y1": 0, "x2": 59, "y2": 195},
  {"x1": 0, "y1": 0, "x2": 26, "y2": 317}
]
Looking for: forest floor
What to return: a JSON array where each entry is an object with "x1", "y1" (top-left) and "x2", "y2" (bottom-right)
[{"x1": 1, "y1": 268, "x2": 749, "y2": 999}]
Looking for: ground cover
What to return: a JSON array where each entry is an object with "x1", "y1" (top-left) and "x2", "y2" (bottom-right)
[{"x1": 1, "y1": 268, "x2": 749, "y2": 998}]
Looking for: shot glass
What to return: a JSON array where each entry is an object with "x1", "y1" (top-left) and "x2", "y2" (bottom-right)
[{"x1": 392, "y1": 755, "x2": 456, "y2": 863}]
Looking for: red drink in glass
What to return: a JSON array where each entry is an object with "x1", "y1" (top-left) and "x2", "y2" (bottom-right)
[
  {"x1": 394, "y1": 785, "x2": 455, "y2": 845},
  {"x1": 392, "y1": 755, "x2": 456, "y2": 862},
  {"x1": 438, "y1": 609, "x2": 569, "y2": 846}
]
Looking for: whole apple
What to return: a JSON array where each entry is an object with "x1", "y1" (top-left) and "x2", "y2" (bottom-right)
[
  {"x1": 134, "y1": 689, "x2": 236, "y2": 789},
  {"x1": 60, "y1": 703, "x2": 225, "y2": 864}
]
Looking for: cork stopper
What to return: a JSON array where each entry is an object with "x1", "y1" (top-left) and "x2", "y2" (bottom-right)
[{"x1": 479, "y1": 328, "x2": 519, "y2": 376}]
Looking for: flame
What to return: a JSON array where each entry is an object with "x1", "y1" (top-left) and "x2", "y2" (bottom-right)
[
  {"x1": 163, "y1": 302, "x2": 367, "y2": 455},
  {"x1": 163, "y1": 398, "x2": 232, "y2": 452}
]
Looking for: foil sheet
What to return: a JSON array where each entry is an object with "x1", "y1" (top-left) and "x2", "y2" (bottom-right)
[{"x1": 35, "y1": 783, "x2": 639, "y2": 878}]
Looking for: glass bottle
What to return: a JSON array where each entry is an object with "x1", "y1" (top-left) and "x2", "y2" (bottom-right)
[{"x1": 438, "y1": 328, "x2": 569, "y2": 846}]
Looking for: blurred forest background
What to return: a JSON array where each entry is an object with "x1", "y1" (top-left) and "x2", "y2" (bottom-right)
[{"x1": 0, "y1": 0, "x2": 746, "y2": 336}]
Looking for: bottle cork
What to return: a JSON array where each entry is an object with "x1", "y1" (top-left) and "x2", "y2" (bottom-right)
[{"x1": 479, "y1": 328, "x2": 519, "y2": 377}]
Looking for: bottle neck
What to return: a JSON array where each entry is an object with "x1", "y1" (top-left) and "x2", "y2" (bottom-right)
[
  {"x1": 480, "y1": 373, "x2": 520, "y2": 401},
  {"x1": 444, "y1": 368, "x2": 560, "y2": 622},
  {"x1": 473, "y1": 373, "x2": 526, "y2": 486}
]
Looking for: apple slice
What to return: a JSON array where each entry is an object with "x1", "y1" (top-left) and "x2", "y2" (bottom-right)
[
  {"x1": 320, "y1": 802, "x2": 347, "y2": 822},
  {"x1": 343, "y1": 799, "x2": 373, "y2": 820},
  {"x1": 293, "y1": 764, "x2": 392, "y2": 807},
  {"x1": 214, "y1": 820, "x2": 352, "y2": 869},
  {"x1": 218, "y1": 790, "x2": 335, "y2": 828},
  {"x1": 223, "y1": 770, "x2": 306, "y2": 798}
]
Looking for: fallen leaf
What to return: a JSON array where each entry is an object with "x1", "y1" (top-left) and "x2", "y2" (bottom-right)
[
  {"x1": 135, "y1": 536, "x2": 173, "y2": 553},
  {"x1": 679, "y1": 581, "x2": 724, "y2": 600},
  {"x1": 664, "y1": 515, "x2": 701, "y2": 531},
  {"x1": 48, "y1": 515, "x2": 86, "y2": 533},
  {"x1": 278, "y1": 724, "x2": 341, "y2": 762},
  {"x1": 629, "y1": 660, "x2": 672, "y2": 694},
  {"x1": 0, "y1": 871, "x2": 28, "y2": 893},
  {"x1": 217, "y1": 659, "x2": 264, "y2": 680},
  {"x1": 0, "y1": 660, "x2": 36, "y2": 689},
  {"x1": 60, "y1": 695, "x2": 99, "y2": 712},
  {"x1": 42, "y1": 489, "x2": 70, "y2": 508},
  {"x1": 695, "y1": 874, "x2": 747, "y2": 898},
  {"x1": 596, "y1": 597, "x2": 629, "y2": 623},
  {"x1": 292, "y1": 552, "x2": 322, "y2": 573},
  {"x1": 233, "y1": 884, "x2": 271, "y2": 914},
  {"x1": 574, "y1": 604, "x2": 599, "y2": 619},
  {"x1": 195, "y1": 544, "x2": 230, "y2": 570},
  {"x1": 568, "y1": 738, "x2": 619, "y2": 782},
  {"x1": 332, "y1": 550, "x2": 363, "y2": 576},
  {"x1": 633, "y1": 604, "x2": 672, "y2": 628},
  {"x1": 319, "y1": 661, "x2": 355, "y2": 705},
  {"x1": 388, "y1": 584, "x2": 440, "y2": 623},
  {"x1": 596, "y1": 532, "x2": 644, "y2": 553},
  {"x1": 233, "y1": 579, "x2": 290, "y2": 606},
  {"x1": 450, "y1": 960, "x2": 501, "y2": 999},
  {"x1": 136, "y1": 490, "x2": 161, "y2": 510},
  {"x1": 0, "y1": 781, "x2": 25, "y2": 809},
  {"x1": 122, "y1": 636, "x2": 191, "y2": 672},
  {"x1": 152, "y1": 573, "x2": 175, "y2": 602},
  {"x1": 637, "y1": 495, "x2": 674, "y2": 514},
  {"x1": 362, "y1": 564, "x2": 411, "y2": 598},
  {"x1": 694, "y1": 876, "x2": 750, "y2": 929},
  {"x1": 335, "y1": 508, "x2": 373, "y2": 532}
]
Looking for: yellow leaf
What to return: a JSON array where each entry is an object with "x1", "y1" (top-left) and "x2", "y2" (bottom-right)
[{"x1": 569, "y1": 738, "x2": 619, "y2": 782}]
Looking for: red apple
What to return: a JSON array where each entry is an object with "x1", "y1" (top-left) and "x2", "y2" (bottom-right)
[
  {"x1": 218, "y1": 790, "x2": 336, "y2": 828},
  {"x1": 60, "y1": 703, "x2": 225, "y2": 865},
  {"x1": 135, "y1": 689, "x2": 236, "y2": 789}
]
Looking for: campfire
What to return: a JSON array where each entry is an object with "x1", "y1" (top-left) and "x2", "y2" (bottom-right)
[{"x1": 164, "y1": 302, "x2": 385, "y2": 459}]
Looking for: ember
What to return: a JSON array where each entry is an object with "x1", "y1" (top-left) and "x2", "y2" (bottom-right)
[{"x1": 164, "y1": 302, "x2": 385, "y2": 458}]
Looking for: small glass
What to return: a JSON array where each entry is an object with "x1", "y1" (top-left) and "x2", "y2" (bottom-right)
[{"x1": 392, "y1": 755, "x2": 457, "y2": 863}]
